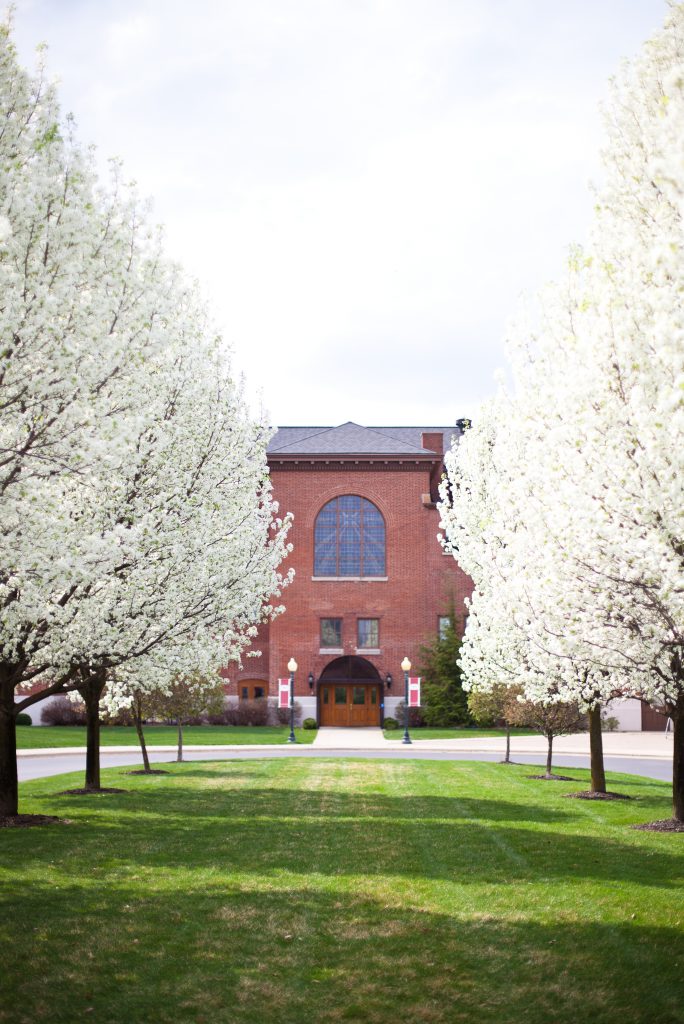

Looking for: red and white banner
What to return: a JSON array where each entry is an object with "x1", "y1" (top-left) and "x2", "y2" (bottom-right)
[
  {"x1": 408, "y1": 677, "x2": 421, "y2": 707},
  {"x1": 278, "y1": 678, "x2": 291, "y2": 709}
]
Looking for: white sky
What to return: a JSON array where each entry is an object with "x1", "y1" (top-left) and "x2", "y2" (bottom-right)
[{"x1": 12, "y1": 1, "x2": 664, "y2": 427}]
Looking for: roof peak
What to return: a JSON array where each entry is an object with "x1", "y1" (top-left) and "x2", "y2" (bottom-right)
[{"x1": 268, "y1": 421, "x2": 460, "y2": 456}]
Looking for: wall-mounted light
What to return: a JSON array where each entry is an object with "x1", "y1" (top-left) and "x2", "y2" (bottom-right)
[
  {"x1": 385, "y1": 673, "x2": 392, "y2": 690},
  {"x1": 308, "y1": 672, "x2": 315, "y2": 690}
]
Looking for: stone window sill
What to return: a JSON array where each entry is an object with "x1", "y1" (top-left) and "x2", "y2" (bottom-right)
[
  {"x1": 355, "y1": 648, "x2": 381, "y2": 656},
  {"x1": 311, "y1": 576, "x2": 388, "y2": 582},
  {"x1": 319, "y1": 648, "x2": 344, "y2": 655}
]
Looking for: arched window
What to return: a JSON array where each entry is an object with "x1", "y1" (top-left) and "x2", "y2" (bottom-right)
[{"x1": 314, "y1": 495, "x2": 386, "y2": 577}]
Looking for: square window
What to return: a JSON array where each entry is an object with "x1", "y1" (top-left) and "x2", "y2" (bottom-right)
[
  {"x1": 357, "y1": 618, "x2": 379, "y2": 648},
  {"x1": 321, "y1": 618, "x2": 342, "y2": 648}
]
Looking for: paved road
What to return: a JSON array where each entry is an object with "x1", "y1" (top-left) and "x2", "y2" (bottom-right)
[{"x1": 18, "y1": 747, "x2": 673, "y2": 782}]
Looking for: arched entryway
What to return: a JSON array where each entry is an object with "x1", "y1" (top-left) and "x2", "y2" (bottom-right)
[{"x1": 318, "y1": 656, "x2": 382, "y2": 727}]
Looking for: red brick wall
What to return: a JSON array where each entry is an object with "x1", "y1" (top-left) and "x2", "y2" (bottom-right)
[{"x1": 227, "y1": 457, "x2": 473, "y2": 700}]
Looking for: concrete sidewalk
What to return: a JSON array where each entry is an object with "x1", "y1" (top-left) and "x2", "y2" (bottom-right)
[
  {"x1": 314, "y1": 728, "x2": 673, "y2": 759},
  {"x1": 414, "y1": 731, "x2": 672, "y2": 759},
  {"x1": 313, "y1": 727, "x2": 389, "y2": 749}
]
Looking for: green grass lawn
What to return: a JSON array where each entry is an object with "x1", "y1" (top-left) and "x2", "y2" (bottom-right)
[
  {"x1": 383, "y1": 726, "x2": 536, "y2": 740},
  {"x1": 1, "y1": 759, "x2": 683, "y2": 1024},
  {"x1": 15, "y1": 724, "x2": 317, "y2": 749}
]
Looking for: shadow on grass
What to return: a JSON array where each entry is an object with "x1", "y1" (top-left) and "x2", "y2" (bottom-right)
[
  {"x1": 137, "y1": 767, "x2": 266, "y2": 780},
  {"x1": 12, "y1": 783, "x2": 682, "y2": 889},
  {"x1": 110, "y1": 785, "x2": 581, "y2": 822},
  {"x1": 0, "y1": 880, "x2": 682, "y2": 1024}
]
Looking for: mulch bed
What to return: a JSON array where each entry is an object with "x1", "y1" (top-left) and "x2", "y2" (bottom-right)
[
  {"x1": 631, "y1": 818, "x2": 684, "y2": 833},
  {"x1": 526, "y1": 774, "x2": 576, "y2": 782},
  {"x1": 58, "y1": 787, "x2": 126, "y2": 796},
  {"x1": 0, "y1": 814, "x2": 70, "y2": 828},
  {"x1": 124, "y1": 769, "x2": 169, "y2": 776},
  {"x1": 564, "y1": 791, "x2": 632, "y2": 801}
]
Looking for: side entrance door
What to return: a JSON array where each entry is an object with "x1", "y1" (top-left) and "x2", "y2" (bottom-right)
[{"x1": 319, "y1": 683, "x2": 380, "y2": 726}]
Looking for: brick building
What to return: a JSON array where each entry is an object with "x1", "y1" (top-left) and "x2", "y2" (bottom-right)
[
  {"x1": 226, "y1": 421, "x2": 474, "y2": 726},
  {"x1": 14, "y1": 418, "x2": 667, "y2": 730}
]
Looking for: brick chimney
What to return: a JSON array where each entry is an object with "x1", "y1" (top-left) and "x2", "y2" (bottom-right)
[{"x1": 421, "y1": 432, "x2": 443, "y2": 456}]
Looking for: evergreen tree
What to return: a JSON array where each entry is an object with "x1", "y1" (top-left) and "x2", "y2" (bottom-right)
[{"x1": 418, "y1": 609, "x2": 472, "y2": 727}]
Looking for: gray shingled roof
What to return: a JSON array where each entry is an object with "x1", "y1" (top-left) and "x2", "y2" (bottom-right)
[{"x1": 268, "y1": 421, "x2": 461, "y2": 455}]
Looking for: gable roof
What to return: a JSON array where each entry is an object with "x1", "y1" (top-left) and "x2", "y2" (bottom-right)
[{"x1": 268, "y1": 421, "x2": 461, "y2": 456}]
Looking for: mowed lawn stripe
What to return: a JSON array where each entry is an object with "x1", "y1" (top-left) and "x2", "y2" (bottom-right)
[{"x1": 1, "y1": 759, "x2": 682, "y2": 1024}]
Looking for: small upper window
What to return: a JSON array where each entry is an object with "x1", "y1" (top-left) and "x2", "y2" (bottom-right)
[
  {"x1": 314, "y1": 495, "x2": 385, "y2": 577},
  {"x1": 438, "y1": 616, "x2": 451, "y2": 640},
  {"x1": 321, "y1": 618, "x2": 342, "y2": 648},
  {"x1": 357, "y1": 619, "x2": 379, "y2": 649}
]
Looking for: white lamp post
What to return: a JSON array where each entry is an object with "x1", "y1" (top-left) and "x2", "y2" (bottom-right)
[
  {"x1": 287, "y1": 658, "x2": 298, "y2": 743},
  {"x1": 401, "y1": 657, "x2": 412, "y2": 745}
]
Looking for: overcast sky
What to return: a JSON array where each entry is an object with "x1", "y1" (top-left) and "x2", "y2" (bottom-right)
[{"x1": 12, "y1": 1, "x2": 664, "y2": 427}]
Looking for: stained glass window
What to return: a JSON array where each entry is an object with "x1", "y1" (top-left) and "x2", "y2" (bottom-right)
[{"x1": 314, "y1": 496, "x2": 386, "y2": 577}]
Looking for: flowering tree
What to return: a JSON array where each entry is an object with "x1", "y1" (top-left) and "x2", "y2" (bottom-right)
[
  {"x1": 440, "y1": 4, "x2": 684, "y2": 823},
  {"x1": 63, "y1": 332, "x2": 292, "y2": 793},
  {"x1": 0, "y1": 25, "x2": 163, "y2": 813},
  {"x1": 0, "y1": 23, "x2": 291, "y2": 815},
  {"x1": 439, "y1": 398, "x2": 619, "y2": 795}
]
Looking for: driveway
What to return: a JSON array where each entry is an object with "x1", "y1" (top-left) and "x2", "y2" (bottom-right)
[{"x1": 17, "y1": 733, "x2": 674, "y2": 783}]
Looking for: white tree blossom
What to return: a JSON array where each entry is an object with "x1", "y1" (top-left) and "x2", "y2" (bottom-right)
[
  {"x1": 0, "y1": 21, "x2": 291, "y2": 813},
  {"x1": 440, "y1": 3, "x2": 684, "y2": 819}
]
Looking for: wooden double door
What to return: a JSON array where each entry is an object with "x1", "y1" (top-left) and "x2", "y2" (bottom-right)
[{"x1": 319, "y1": 682, "x2": 380, "y2": 727}]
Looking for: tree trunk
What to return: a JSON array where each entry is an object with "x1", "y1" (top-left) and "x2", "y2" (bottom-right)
[
  {"x1": 0, "y1": 672, "x2": 18, "y2": 816},
  {"x1": 177, "y1": 721, "x2": 183, "y2": 763},
  {"x1": 78, "y1": 668, "x2": 107, "y2": 792},
  {"x1": 673, "y1": 695, "x2": 684, "y2": 823},
  {"x1": 133, "y1": 698, "x2": 151, "y2": 773},
  {"x1": 546, "y1": 733, "x2": 553, "y2": 777},
  {"x1": 504, "y1": 724, "x2": 511, "y2": 764},
  {"x1": 588, "y1": 703, "x2": 607, "y2": 794}
]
